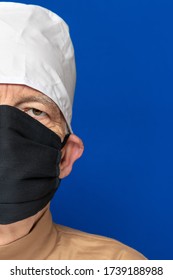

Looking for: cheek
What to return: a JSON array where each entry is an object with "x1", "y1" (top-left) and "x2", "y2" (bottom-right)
[{"x1": 46, "y1": 122, "x2": 65, "y2": 140}]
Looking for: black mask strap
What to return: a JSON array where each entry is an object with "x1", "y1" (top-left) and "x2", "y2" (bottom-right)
[{"x1": 61, "y1": 133, "x2": 70, "y2": 149}]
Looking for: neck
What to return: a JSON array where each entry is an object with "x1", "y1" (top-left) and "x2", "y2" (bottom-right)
[{"x1": 0, "y1": 205, "x2": 49, "y2": 246}]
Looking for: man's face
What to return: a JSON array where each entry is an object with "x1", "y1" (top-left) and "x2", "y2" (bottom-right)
[
  {"x1": 0, "y1": 83, "x2": 84, "y2": 180},
  {"x1": 0, "y1": 84, "x2": 66, "y2": 140}
]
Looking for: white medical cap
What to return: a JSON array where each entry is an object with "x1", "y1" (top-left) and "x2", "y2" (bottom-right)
[{"x1": 0, "y1": 2, "x2": 76, "y2": 132}]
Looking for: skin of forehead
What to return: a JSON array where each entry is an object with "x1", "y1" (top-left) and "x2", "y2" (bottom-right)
[{"x1": 0, "y1": 84, "x2": 60, "y2": 113}]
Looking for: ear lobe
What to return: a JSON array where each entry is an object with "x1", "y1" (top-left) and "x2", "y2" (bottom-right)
[{"x1": 59, "y1": 134, "x2": 84, "y2": 179}]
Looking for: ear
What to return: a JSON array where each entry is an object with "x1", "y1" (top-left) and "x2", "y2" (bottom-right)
[{"x1": 59, "y1": 134, "x2": 84, "y2": 179}]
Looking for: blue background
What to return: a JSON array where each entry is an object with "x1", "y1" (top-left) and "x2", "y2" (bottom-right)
[{"x1": 7, "y1": 0, "x2": 173, "y2": 259}]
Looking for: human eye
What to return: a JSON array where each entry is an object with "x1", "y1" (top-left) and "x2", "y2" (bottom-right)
[{"x1": 25, "y1": 108, "x2": 47, "y2": 118}]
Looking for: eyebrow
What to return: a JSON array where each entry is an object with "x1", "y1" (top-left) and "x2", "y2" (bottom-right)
[{"x1": 15, "y1": 95, "x2": 59, "y2": 112}]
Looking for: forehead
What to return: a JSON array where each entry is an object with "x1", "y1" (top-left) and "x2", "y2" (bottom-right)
[
  {"x1": 0, "y1": 84, "x2": 60, "y2": 112},
  {"x1": 0, "y1": 84, "x2": 48, "y2": 99}
]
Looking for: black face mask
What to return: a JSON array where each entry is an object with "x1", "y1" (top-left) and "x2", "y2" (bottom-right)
[{"x1": 0, "y1": 105, "x2": 68, "y2": 224}]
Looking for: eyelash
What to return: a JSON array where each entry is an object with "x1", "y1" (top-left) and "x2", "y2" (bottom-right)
[{"x1": 25, "y1": 108, "x2": 47, "y2": 118}]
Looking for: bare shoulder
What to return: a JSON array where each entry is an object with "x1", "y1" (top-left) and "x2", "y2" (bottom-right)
[{"x1": 54, "y1": 223, "x2": 147, "y2": 260}]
